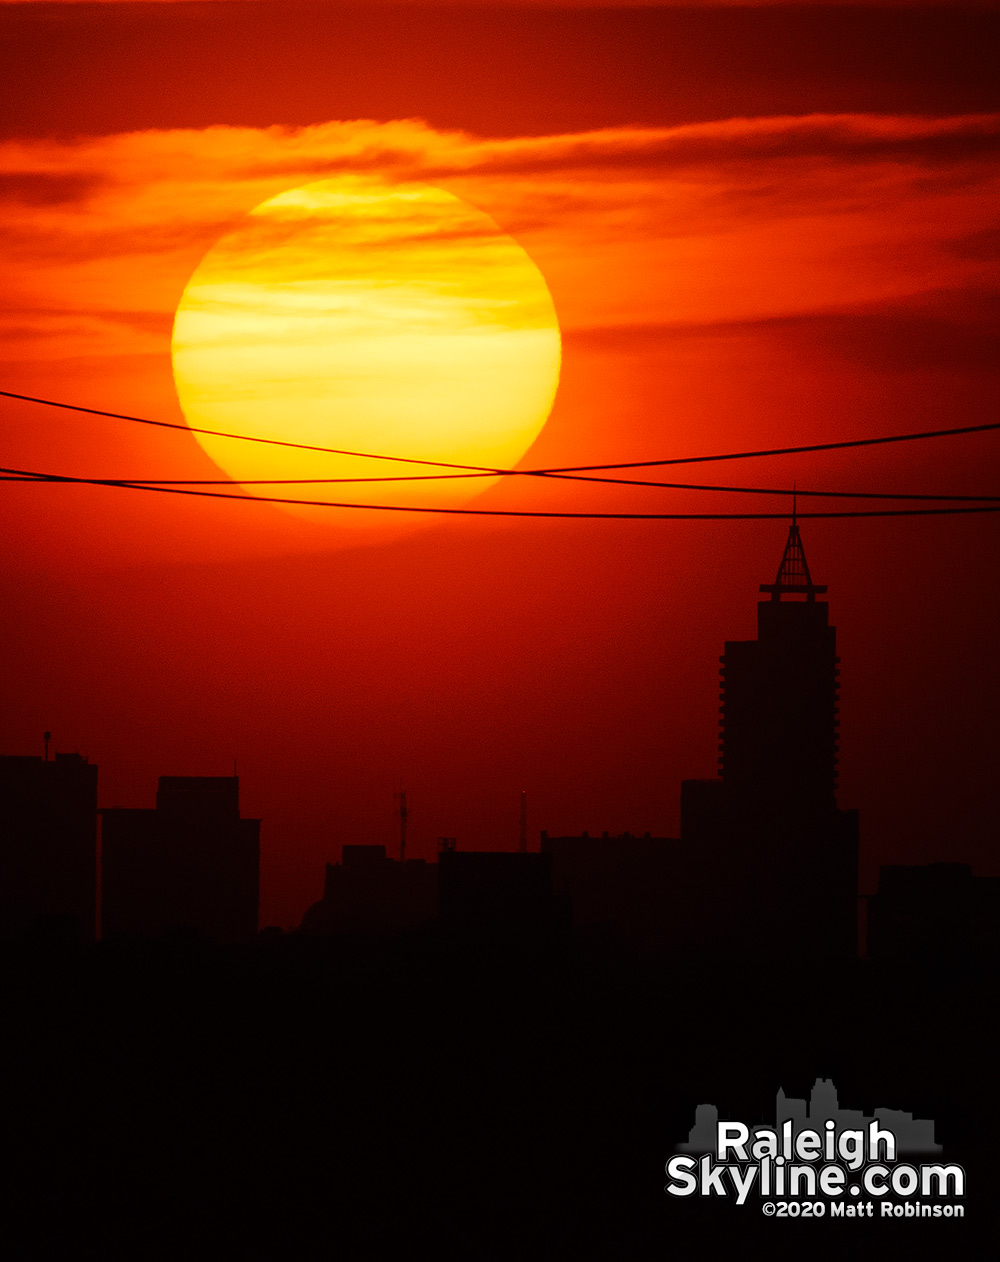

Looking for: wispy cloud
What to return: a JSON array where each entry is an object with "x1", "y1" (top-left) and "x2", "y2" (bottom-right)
[{"x1": 1, "y1": 112, "x2": 996, "y2": 364}]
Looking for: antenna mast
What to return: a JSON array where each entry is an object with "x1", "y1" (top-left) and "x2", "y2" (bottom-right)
[
  {"x1": 398, "y1": 789, "x2": 408, "y2": 864},
  {"x1": 519, "y1": 790, "x2": 527, "y2": 853}
]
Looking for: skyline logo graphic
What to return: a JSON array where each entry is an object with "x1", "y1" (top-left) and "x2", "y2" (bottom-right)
[{"x1": 667, "y1": 1079, "x2": 966, "y2": 1218}]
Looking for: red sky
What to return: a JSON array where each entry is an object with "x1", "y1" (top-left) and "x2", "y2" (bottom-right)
[{"x1": 1, "y1": 1, "x2": 998, "y2": 926}]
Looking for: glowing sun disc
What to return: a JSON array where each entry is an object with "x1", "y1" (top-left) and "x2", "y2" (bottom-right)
[{"x1": 171, "y1": 177, "x2": 561, "y2": 522}]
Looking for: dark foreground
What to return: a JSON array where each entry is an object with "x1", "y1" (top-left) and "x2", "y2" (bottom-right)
[{"x1": 1, "y1": 928, "x2": 995, "y2": 1261}]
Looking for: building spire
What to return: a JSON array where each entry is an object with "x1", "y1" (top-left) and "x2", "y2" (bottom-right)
[{"x1": 759, "y1": 506, "x2": 828, "y2": 602}]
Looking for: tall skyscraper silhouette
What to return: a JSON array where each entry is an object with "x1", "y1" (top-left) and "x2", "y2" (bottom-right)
[
  {"x1": 0, "y1": 751, "x2": 98, "y2": 940},
  {"x1": 718, "y1": 519, "x2": 839, "y2": 813},
  {"x1": 681, "y1": 520, "x2": 858, "y2": 956}
]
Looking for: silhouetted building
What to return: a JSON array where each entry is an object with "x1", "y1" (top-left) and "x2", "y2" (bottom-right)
[
  {"x1": 540, "y1": 831, "x2": 693, "y2": 949},
  {"x1": 681, "y1": 520, "x2": 859, "y2": 957},
  {"x1": 0, "y1": 751, "x2": 98, "y2": 940},
  {"x1": 718, "y1": 525, "x2": 839, "y2": 812},
  {"x1": 299, "y1": 844, "x2": 438, "y2": 936},
  {"x1": 101, "y1": 776, "x2": 259, "y2": 942},
  {"x1": 437, "y1": 845, "x2": 564, "y2": 935},
  {"x1": 867, "y1": 863, "x2": 1000, "y2": 960}
]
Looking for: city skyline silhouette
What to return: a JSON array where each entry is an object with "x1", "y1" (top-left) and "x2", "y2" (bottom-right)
[{"x1": 2, "y1": 521, "x2": 994, "y2": 961}]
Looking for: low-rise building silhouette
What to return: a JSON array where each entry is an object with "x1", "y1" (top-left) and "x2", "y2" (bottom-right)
[
  {"x1": 299, "y1": 843, "x2": 437, "y2": 936},
  {"x1": 867, "y1": 862, "x2": 1000, "y2": 960},
  {"x1": 300, "y1": 841, "x2": 562, "y2": 938},
  {"x1": 540, "y1": 831, "x2": 690, "y2": 950},
  {"x1": 0, "y1": 750, "x2": 98, "y2": 940},
  {"x1": 101, "y1": 775, "x2": 259, "y2": 942},
  {"x1": 437, "y1": 843, "x2": 564, "y2": 935}
]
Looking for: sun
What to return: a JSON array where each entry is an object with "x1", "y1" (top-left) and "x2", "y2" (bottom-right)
[{"x1": 170, "y1": 176, "x2": 561, "y2": 523}]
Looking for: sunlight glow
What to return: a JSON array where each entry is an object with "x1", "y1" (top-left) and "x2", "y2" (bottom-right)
[{"x1": 171, "y1": 177, "x2": 561, "y2": 519}]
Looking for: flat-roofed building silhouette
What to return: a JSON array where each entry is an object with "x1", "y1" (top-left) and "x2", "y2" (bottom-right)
[
  {"x1": 681, "y1": 519, "x2": 859, "y2": 957},
  {"x1": 0, "y1": 751, "x2": 98, "y2": 940},
  {"x1": 437, "y1": 844, "x2": 564, "y2": 935},
  {"x1": 299, "y1": 844, "x2": 438, "y2": 936},
  {"x1": 101, "y1": 775, "x2": 259, "y2": 942},
  {"x1": 867, "y1": 863, "x2": 999, "y2": 960},
  {"x1": 540, "y1": 830, "x2": 693, "y2": 950}
]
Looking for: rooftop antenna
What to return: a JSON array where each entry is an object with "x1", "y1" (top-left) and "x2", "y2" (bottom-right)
[
  {"x1": 519, "y1": 790, "x2": 527, "y2": 853},
  {"x1": 760, "y1": 484, "x2": 827, "y2": 603},
  {"x1": 43, "y1": 731, "x2": 51, "y2": 762}
]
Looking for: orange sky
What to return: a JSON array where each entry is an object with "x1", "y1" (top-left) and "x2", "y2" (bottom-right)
[
  {"x1": 1, "y1": 1, "x2": 998, "y2": 926},
  {"x1": 3, "y1": 111, "x2": 996, "y2": 554}
]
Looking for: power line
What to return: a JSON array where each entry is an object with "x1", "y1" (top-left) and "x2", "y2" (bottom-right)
[
  {"x1": 0, "y1": 389, "x2": 502, "y2": 474},
  {"x1": 4, "y1": 464, "x2": 1000, "y2": 520},
  {"x1": 2, "y1": 387, "x2": 998, "y2": 475},
  {"x1": 0, "y1": 472, "x2": 486, "y2": 486},
  {"x1": 532, "y1": 420, "x2": 1000, "y2": 474},
  {"x1": 527, "y1": 474, "x2": 1000, "y2": 503},
  {"x1": 1, "y1": 470, "x2": 996, "y2": 503}
]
